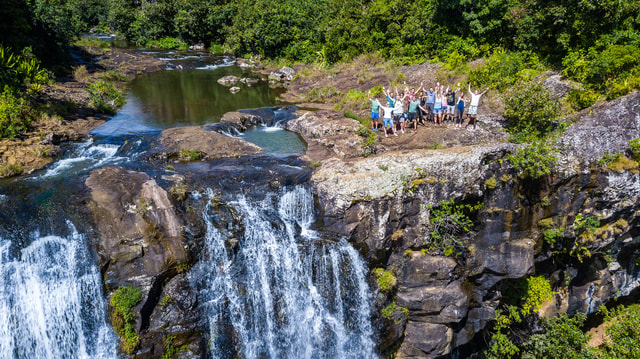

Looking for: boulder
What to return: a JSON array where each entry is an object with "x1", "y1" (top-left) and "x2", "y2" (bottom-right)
[
  {"x1": 85, "y1": 166, "x2": 202, "y2": 357},
  {"x1": 189, "y1": 43, "x2": 205, "y2": 50},
  {"x1": 541, "y1": 72, "x2": 580, "y2": 98},
  {"x1": 217, "y1": 75, "x2": 240, "y2": 86},
  {"x1": 219, "y1": 111, "x2": 264, "y2": 131},
  {"x1": 559, "y1": 91, "x2": 640, "y2": 164},
  {"x1": 229, "y1": 86, "x2": 241, "y2": 94},
  {"x1": 268, "y1": 66, "x2": 296, "y2": 81},
  {"x1": 240, "y1": 77, "x2": 259, "y2": 85},
  {"x1": 159, "y1": 126, "x2": 261, "y2": 160}
]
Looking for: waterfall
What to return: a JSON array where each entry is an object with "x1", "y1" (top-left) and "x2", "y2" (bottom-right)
[
  {"x1": 0, "y1": 222, "x2": 118, "y2": 359},
  {"x1": 192, "y1": 186, "x2": 375, "y2": 358}
]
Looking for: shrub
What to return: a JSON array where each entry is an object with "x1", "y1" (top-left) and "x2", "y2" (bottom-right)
[
  {"x1": 484, "y1": 177, "x2": 497, "y2": 190},
  {"x1": 630, "y1": 138, "x2": 640, "y2": 162},
  {"x1": 469, "y1": 50, "x2": 544, "y2": 90},
  {"x1": 0, "y1": 163, "x2": 23, "y2": 178},
  {"x1": 426, "y1": 199, "x2": 482, "y2": 257},
  {"x1": 504, "y1": 81, "x2": 560, "y2": 140},
  {"x1": 73, "y1": 65, "x2": 90, "y2": 83},
  {"x1": 566, "y1": 88, "x2": 600, "y2": 111},
  {"x1": 381, "y1": 301, "x2": 409, "y2": 324},
  {"x1": 0, "y1": 88, "x2": 33, "y2": 139},
  {"x1": 110, "y1": 286, "x2": 142, "y2": 353},
  {"x1": 507, "y1": 140, "x2": 558, "y2": 179},
  {"x1": 146, "y1": 37, "x2": 188, "y2": 50},
  {"x1": 178, "y1": 149, "x2": 203, "y2": 161},
  {"x1": 87, "y1": 80, "x2": 125, "y2": 115},
  {"x1": 373, "y1": 268, "x2": 397, "y2": 293}
]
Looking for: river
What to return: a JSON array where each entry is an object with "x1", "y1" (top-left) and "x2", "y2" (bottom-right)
[{"x1": 0, "y1": 51, "x2": 376, "y2": 358}]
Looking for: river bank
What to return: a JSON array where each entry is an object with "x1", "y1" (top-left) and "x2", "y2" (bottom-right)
[{"x1": 0, "y1": 47, "x2": 164, "y2": 177}]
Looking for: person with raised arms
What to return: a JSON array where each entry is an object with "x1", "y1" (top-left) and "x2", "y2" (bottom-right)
[{"x1": 467, "y1": 82, "x2": 489, "y2": 129}]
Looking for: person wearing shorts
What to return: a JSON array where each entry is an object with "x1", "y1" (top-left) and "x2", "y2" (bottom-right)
[
  {"x1": 368, "y1": 91, "x2": 380, "y2": 131},
  {"x1": 446, "y1": 87, "x2": 456, "y2": 123},
  {"x1": 393, "y1": 93, "x2": 406, "y2": 134},
  {"x1": 376, "y1": 100, "x2": 397, "y2": 137},
  {"x1": 408, "y1": 96, "x2": 421, "y2": 133},
  {"x1": 433, "y1": 91, "x2": 443, "y2": 125},
  {"x1": 467, "y1": 83, "x2": 489, "y2": 129}
]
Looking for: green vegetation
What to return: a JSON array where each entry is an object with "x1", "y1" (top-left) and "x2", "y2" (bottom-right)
[
  {"x1": 486, "y1": 303, "x2": 640, "y2": 359},
  {"x1": 426, "y1": 199, "x2": 482, "y2": 258},
  {"x1": 373, "y1": 268, "x2": 397, "y2": 294},
  {"x1": 630, "y1": 139, "x2": 640, "y2": 162},
  {"x1": 484, "y1": 177, "x2": 497, "y2": 190},
  {"x1": 178, "y1": 149, "x2": 203, "y2": 162},
  {"x1": 381, "y1": 301, "x2": 409, "y2": 324},
  {"x1": 485, "y1": 276, "x2": 554, "y2": 359},
  {"x1": 507, "y1": 140, "x2": 558, "y2": 179},
  {"x1": 110, "y1": 285, "x2": 143, "y2": 354},
  {"x1": 503, "y1": 82, "x2": 560, "y2": 141},
  {"x1": 356, "y1": 126, "x2": 378, "y2": 157},
  {"x1": 159, "y1": 295, "x2": 173, "y2": 307},
  {"x1": 86, "y1": 79, "x2": 125, "y2": 115},
  {"x1": 0, "y1": 163, "x2": 23, "y2": 178},
  {"x1": 161, "y1": 335, "x2": 187, "y2": 359}
]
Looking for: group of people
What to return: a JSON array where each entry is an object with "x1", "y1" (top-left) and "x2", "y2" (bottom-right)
[{"x1": 368, "y1": 82, "x2": 489, "y2": 137}]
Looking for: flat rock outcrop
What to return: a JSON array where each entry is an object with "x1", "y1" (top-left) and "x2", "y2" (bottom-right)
[{"x1": 159, "y1": 126, "x2": 261, "y2": 160}]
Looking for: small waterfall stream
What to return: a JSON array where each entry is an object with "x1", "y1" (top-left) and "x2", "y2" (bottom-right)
[
  {"x1": 0, "y1": 222, "x2": 118, "y2": 358},
  {"x1": 192, "y1": 186, "x2": 375, "y2": 358}
]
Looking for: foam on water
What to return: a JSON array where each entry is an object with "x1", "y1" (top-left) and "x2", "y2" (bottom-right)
[
  {"x1": 37, "y1": 140, "x2": 123, "y2": 179},
  {"x1": 0, "y1": 222, "x2": 118, "y2": 358},
  {"x1": 192, "y1": 186, "x2": 375, "y2": 358}
]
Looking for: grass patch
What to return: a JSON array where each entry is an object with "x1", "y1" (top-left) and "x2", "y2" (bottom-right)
[{"x1": 373, "y1": 268, "x2": 397, "y2": 293}]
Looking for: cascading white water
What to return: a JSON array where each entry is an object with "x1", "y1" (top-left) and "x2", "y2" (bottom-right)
[
  {"x1": 0, "y1": 222, "x2": 118, "y2": 359},
  {"x1": 192, "y1": 186, "x2": 375, "y2": 358}
]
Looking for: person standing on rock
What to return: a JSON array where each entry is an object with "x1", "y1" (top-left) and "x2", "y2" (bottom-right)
[
  {"x1": 393, "y1": 88, "x2": 407, "y2": 134},
  {"x1": 456, "y1": 92, "x2": 466, "y2": 128},
  {"x1": 424, "y1": 87, "x2": 436, "y2": 123},
  {"x1": 376, "y1": 99, "x2": 398, "y2": 137},
  {"x1": 368, "y1": 91, "x2": 380, "y2": 131},
  {"x1": 408, "y1": 95, "x2": 422, "y2": 134},
  {"x1": 446, "y1": 86, "x2": 456, "y2": 124},
  {"x1": 467, "y1": 82, "x2": 489, "y2": 129}
]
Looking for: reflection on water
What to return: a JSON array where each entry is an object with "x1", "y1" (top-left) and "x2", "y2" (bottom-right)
[{"x1": 93, "y1": 64, "x2": 283, "y2": 137}]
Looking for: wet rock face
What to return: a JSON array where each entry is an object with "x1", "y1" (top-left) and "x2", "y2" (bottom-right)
[{"x1": 85, "y1": 166, "x2": 203, "y2": 357}]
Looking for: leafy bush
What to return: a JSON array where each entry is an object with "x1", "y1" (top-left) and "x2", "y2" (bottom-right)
[
  {"x1": 520, "y1": 313, "x2": 591, "y2": 359},
  {"x1": 110, "y1": 286, "x2": 142, "y2": 353},
  {"x1": 566, "y1": 88, "x2": 600, "y2": 111},
  {"x1": 381, "y1": 301, "x2": 409, "y2": 324},
  {"x1": 373, "y1": 268, "x2": 397, "y2": 293},
  {"x1": 469, "y1": 50, "x2": 544, "y2": 90},
  {"x1": 0, "y1": 87, "x2": 33, "y2": 139},
  {"x1": 504, "y1": 81, "x2": 560, "y2": 140},
  {"x1": 146, "y1": 37, "x2": 188, "y2": 50},
  {"x1": 426, "y1": 199, "x2": 482, "y2": 257},
  {"x1": 87, "y1": 80, "x2": 125, "y2": 115},
  {"x1": 178, "y1": 149, "x2": 203, "y2": 162},
  {"x1": 0, "y1": 163, "x2": 23, "y2": 178},
  {"x1": 507, "y1": 140, "x2": 558, "y2": 179},
  {"x1": 630, "y1": 139, "x2": 640, "y2": 162}
]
